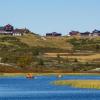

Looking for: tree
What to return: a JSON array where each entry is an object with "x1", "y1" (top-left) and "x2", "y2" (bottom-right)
[
  {"x1": 74, "y1": 58, "x2": 78, "y2": 62},
  {"x1": 38, "y1": 58, "x2": 44, "y2": 66},
  {"x1": 57, "y1": 54, "x2": 61, "y2": 64}
]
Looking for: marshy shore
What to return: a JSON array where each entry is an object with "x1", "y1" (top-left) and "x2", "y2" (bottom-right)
[{"x1": 53, "y1": 80, "x2": 100, "y2": 89}]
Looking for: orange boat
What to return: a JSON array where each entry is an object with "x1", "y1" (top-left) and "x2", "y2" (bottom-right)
[{"x1": 26, "y1": 73, "x2": 33, "y2": 79}]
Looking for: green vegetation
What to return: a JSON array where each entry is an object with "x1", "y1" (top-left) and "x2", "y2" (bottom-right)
[
  {"x1": 0, "y1": 34, "x2": 71, "y2": 73},
  {"x1": 68, "y1": 37, "x2": 100, "y2": 51},
  {"x1": 53, "y1": 80, "x2": 100, "y2": 89}
]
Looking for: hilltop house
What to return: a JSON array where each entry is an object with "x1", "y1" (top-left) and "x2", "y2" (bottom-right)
[
  {"x1": 69, "y1": 31, "x2": 80, "y2": 36},
  {"x1": 80, "y1": 32, "x2": 91, "y2": 37},
  {"x1": 91, "y1": 29, "x2": 100, "y2": 36},
  {"x1": 0, "y1": 24, "x2": 29, "y2": 36},
  {"x1": 46, "y1": 32, "x2": 62, "y2": 37}
]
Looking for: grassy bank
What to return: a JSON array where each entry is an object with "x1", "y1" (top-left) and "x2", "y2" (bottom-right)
[
  {"x1": 0, "y1": 72, "x2": 100, "y2": 77},
  {"x1": 53, "y1": 80, "x2": 100, "y2": 89}
]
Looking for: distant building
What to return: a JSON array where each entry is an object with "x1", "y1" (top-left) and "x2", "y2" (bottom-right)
[
  {"x1": 46, "y1": 32, "x2": 62, "y2": 37},
  {"x1": 91, "y1": 29, "x2": 100, "y2": 36},
  {"x1": 69, "y1": 31, "x2": 80, "y2": 36},
  {"x1": 4, "y1": 24, "x2": 14, "y2": 31},
  {"x1": 13, "y1": 28, "x2": 29, "y2": 36},
  {"x1": 0, "y1": 24, "x2": 30, "y2": 36},
  {"x1": 80, "y1": 32, "x2": 91, "y2": 37}
]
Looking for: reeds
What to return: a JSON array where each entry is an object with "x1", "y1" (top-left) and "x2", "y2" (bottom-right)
[{"x1": 53, "y1": 80, "x2": 100, "y2": 89}]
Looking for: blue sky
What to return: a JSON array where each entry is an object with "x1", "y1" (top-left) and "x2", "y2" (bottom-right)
[{"x1": 0, "y1": 0, "x2": 100, "y2": 35}]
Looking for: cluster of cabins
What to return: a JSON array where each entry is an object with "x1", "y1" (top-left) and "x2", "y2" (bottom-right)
[
  {"x1": 0, "y1": 24, "x2": 29, "y2": 36},
  {"x1": 46, "y1": 29, "x2": 100, "y2": 37},
  {"x1": 0, "y1": 24, "x2": 100, "y2": 37},
  {"x1": 69, "y1": 30, "x2": 100, "y2": 37}
]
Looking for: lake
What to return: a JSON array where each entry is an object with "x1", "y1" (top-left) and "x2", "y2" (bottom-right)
[{"x1": 0, "y1": 75, "x2": 100, "y2": 100}]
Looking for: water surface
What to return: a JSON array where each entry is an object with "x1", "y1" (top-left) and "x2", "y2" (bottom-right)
[{"x1": 0, "y1": 75, "x2": 100, "y2": 100}]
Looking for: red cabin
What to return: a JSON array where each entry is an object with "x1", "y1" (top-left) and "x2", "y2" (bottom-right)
[{"x1": 4, "y1": 24, "x2": 14, "y2": 31}]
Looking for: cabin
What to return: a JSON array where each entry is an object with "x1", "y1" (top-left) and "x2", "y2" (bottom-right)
[
  {"x1": 69, "y1": 31, "x2": 80, "y2": 36},
  {"x1": 0, "y1": 24, "x2": 13, "y2": 35},
  {"x1": 46, "y1": 32, "x2": 62, "y2": 37},
  {"x1": 91, "y1": 29, "x2": 100, "y2": 36},
  {"x1": 13, "y1": 29, "x2": 23, "y2": 36},
  {"x1": 4, "y1": 24, "x2": 14, "y2": 31},
  {"x1": 13, "y1": 28, "x2": 29, "y2": 36},
  {"x1": 80, "y1": 32, "x2": 91, "y2": 37}
]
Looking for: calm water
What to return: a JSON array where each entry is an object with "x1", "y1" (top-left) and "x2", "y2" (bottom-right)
[{"x1": 0, "y1": 75, "x2": 100, "y2": 100}]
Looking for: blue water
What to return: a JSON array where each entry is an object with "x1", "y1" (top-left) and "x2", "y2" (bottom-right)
[{"x1": 0, "y1": 75, "x2": 100, "y2": 100}]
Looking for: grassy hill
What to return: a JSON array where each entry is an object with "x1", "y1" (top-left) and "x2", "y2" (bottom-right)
[
  {"x1": 17, "y1": 34, "x2": 72, "y2": 51},
  {"x1": 0, "y1": 33, "x2": 100, "y2": 73}
]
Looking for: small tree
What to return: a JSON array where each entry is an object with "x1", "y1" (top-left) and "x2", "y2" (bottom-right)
[
  {"x1": 74, "y1": 58, "x2": 78, "y2": 62},
  {"x1": 38, "y1": 58, "x2": 44, "y2": 66},
  {"x1": 57, "y1": 54, "x2": 61, "y2": 64}
]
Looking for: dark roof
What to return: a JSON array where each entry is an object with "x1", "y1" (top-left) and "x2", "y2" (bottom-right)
[
  {"x1": 69, "y1": 31, "x2": 79, "y2": 35},
  {"x1": 4, "y1": 24, "x2": 14, "y2": 31},
  {"x1": 92, "y1": 29, "x2": 100, "y2": 33},
  {"x1": 5, "y1": 24, "x2": 12, "y2": 27},
  {"x1": 46, "y1": 32, "x2": 62, "y2": 36},
  {"x1": 80, "y1": 32, "x2": 90, "y2": 35},
  {"x1": 13, "y1": 28, "x2": 29, "y2": 33}
]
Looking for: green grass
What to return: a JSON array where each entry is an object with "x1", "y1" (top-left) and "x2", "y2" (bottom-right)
[{"x1": 53, "y1": 80, "x2": 100, "y2": 89}]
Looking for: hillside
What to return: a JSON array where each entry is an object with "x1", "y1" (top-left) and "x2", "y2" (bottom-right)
[
  {"x1": 0, "y1": 33, "x2": 100, "y2": 73},
  {"x1": 17, "y1": 34, "x2": 72, "y2": 50}
]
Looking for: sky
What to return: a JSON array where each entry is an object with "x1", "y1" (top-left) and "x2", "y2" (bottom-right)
[{"x1": 0, "y1": 0, "x2": 100, "y2": 35}]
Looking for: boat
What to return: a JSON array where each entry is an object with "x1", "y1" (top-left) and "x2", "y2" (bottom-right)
[
  {"x1": 26, "y1": 73, "x2": 33, "y2": 79},
  {"x1": 57, "y1": 74, "x2": 62, "y2": 78}
]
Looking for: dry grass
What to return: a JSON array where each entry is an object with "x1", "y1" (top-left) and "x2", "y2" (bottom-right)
[
  {"x1": 53, "y1": 80, "x2": 100, "y2": 89},
  {"x1": 45, "y1": 53, "x2": 100, "y2": 62},
  {"x1": 45, "y1": 37, "x2": 72, "y2": 50},
  {"x1": 17, "y1": 34, "x2": 43, "y2": 46},
  {"x1": 17, "y1": 35, "x2": 72, "y2": 50},
  {"x1": 65, "y1": 54, "x2": 100, "y2": 62}
]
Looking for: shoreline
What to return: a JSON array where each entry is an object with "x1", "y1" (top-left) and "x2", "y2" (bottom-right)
[{"x1": 0, "y1": 72, "x2": 100, "y2": 77}]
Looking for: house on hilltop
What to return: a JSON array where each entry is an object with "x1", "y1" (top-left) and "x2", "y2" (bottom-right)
[
  {"x1": 46, "y1": 32, "x2": 62, "y2": 37},
  {"x1": 69, "y1": 31, "x2": 80, "y2": 36},
  {"x1": 80, "y1": 32, "x2": 91, "y2": 37},
  {"x1": 91, "y1": 29, "x2": 100, "y2": 36},
  {"x1": 0, "y1": 24, "x2": 13, "y2": 35},
  {"x1": 0, "y1": 24, "x2": 30, "y2": 36},
  {"x1": 13, "y1": 28, "x2": 29, "y2": 36}
]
